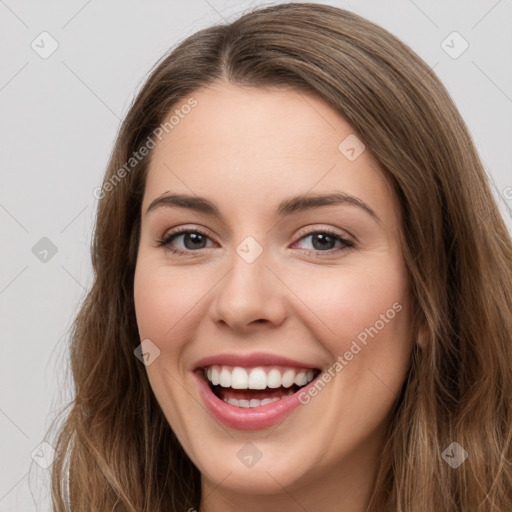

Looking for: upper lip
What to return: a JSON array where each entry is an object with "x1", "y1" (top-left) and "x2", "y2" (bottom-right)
[{"x1": 192, "y1": 352, "x2": 320, "y2": 371}]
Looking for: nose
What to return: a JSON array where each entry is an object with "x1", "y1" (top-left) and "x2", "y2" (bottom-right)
[{"x1": 210, "y1": 244, "x2": 287, "y2": 332}]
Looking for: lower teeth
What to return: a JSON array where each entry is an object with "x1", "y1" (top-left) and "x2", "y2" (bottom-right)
[{"x1": 222, "y1": 389, "x2": 295, "y2": 408}]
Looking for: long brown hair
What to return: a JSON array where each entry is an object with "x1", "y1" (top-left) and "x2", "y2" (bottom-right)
[{"x1": 46, "y1": 3, "x2": 512, "y2": 510}]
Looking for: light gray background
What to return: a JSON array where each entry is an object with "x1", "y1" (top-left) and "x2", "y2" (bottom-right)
[{"x1": 1, "y1": 1, "x2": 511, "y2": 510}]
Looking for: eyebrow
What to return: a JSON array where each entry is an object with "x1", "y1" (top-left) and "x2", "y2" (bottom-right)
[{"x1": 146, "y1": 191, "x2": 380, "y2": 224}]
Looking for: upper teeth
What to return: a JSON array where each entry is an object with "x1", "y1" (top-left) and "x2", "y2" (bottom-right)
[{"x1": 205, "y1": 365, "x2": 315, "y2": 389}]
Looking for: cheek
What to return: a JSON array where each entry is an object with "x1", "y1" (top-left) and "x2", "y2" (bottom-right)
[
  {"x1": 133, "y1": 263, "x2": 173, "y2": 342},
  {"x1": 133, "y1": 260, "x2": 199, "y2": 411},
  {"x1": 293, "y1": 256, "x2": 408, "y2": 341},
  {"x1": 133, "y1": 259, "x2": 206, "y2": 342},
  {"x1": 293, "y1": 255, "x2": 411, "y2": 395}
]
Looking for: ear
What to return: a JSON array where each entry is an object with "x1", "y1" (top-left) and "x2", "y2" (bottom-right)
[{"x1": 415, "y1": 321, "x2": 429, "y2": 350}]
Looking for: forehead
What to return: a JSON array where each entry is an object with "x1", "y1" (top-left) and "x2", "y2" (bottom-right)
[{"x1": 143, "y1": 81, "x2": 397, "y2": 229}]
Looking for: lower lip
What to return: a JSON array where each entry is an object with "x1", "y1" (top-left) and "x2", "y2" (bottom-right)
[{"x1": 194, "y1": 371, "x2": 315, "y2": 430}]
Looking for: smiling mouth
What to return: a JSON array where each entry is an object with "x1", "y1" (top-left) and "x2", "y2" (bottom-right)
[{"x1": 200, "y1": 365, "x2": 322, "y2": 408}]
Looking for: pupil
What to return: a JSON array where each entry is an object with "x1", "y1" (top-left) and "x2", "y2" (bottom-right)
[
  {"x1": 313, "y1": 233, "x2": 334, "y2": 250},
  {"x1": 184, "y1": 232, "x2": 206, "y2": 250}
]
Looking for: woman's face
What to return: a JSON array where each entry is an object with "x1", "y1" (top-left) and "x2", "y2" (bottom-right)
[{"x1": 134, "y1": 81, "x2": 413, "y2": 509}]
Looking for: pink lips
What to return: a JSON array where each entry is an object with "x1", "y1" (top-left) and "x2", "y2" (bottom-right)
[
  {"x1": 193, "y1": 352, "x2": 319, "y2": 370},
  {"x1": 192, "y1": 352, "x2": 320, "y2": 431}
]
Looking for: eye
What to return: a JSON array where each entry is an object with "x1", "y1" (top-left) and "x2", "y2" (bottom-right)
[
  {"x1": 293, "y1": 229, "x2": 354, "y2": 254},
  {"x1": 157, "y1": 227, "x2": 215, "y2": 255},
  {"x1": 156, "y1": 227, "x2": 354, "y2": 257}
]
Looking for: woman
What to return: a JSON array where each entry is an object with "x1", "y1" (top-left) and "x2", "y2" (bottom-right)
[{"x1": 47, "y1": 3, "x2": 512, "y2": 511}]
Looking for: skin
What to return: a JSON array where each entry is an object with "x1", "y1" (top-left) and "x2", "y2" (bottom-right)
[{"x1": 133, "y1": 81, "x2": 414, "y2": 512}]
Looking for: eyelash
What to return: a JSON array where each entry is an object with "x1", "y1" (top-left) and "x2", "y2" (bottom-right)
[{"x1": 156, "y1": 226, "x2": 355, "y2": 257}]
